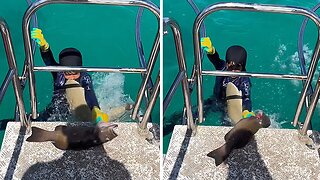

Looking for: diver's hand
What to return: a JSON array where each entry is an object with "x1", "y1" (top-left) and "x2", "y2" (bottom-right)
[
  {"x1": 92, "y1": 106, "x2": 109, "y2": 123},
  {"x1": 200, "y1": 37, "x2": 215, "y2": 54},
  {"x1": 242, "y1": 110, "x2": 255, "y2": 118},
  {"x1": 31, "y1": 28, "x2": 49, "y2": 51}
]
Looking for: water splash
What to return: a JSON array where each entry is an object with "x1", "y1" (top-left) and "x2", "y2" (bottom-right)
[
  {"x1": 269, "y1": 43, "x2": 320, "y2": 124},
  {"x1": 38, "y1": 94, "x2": 72, "y2": 122},
  {"x1": 38, "y1": 73, "x2": 135, "y2": 122},
  {"x1": 273, "y1": 44, "x2": 287, "y2": 70},
  {"x1": 273, "y1": 44, "x2": 316, "y2": 77},
  {"x1": 273, "y1": 43, "x2": 319, "y2": 99},
  {"x1": 290, "y1": 44, "x2": 313, "y2": 73},
  {"x1": 289, "y1": 44, "x2": 319, "y2": 86},
  {"x1": 221, "y1": 109, "x2": 283, "y2": 128},
  {"x1": 263, "y1": 112, "x2": 286, "y2": 129},
  {"x1": 92, "y1": 73, "x2": 134, "y2": 121},
  {"x1": 289, "y1": 45, "x2": 320, "y2": 111}
]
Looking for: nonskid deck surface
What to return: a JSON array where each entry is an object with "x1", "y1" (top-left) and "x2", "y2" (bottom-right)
[
  {"x1": 163, "y1": 125, "x2": 320, "y2": 179},
  {"x1": 0, "y1": 122, "x2": 159, "y2": 179}
]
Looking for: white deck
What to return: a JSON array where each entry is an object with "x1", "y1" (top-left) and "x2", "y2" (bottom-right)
[
  {"x1": 0, "y1": 122, "x2": 159, "y2": 180},
  {"x1": 163, "y1": 125, "x2": 320, "y2": 179}
]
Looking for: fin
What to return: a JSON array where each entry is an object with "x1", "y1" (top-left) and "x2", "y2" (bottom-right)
[
  {"x1": 226, "y1": 82, "x2": 243, "y2": 125},
  {"x1": 207, "y1": 144, "x2": 230, "y2": 166},
  {"x1": 65, "y1": 79, "x2": 91, "y2": 121},
  {"x1": 52, "y1": 142, "x2": 68, "y2": 150},
  {"x1": 26, "y1": 127, "x2": 55, "y2": 142},
  {"x1": 54, "y1": 125, "x2": 67, "y2": 131}
]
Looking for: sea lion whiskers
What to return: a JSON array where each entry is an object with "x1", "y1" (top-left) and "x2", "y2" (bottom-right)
[{"x1": 96, "y1": 122, "x2": 118, "y2": 142}]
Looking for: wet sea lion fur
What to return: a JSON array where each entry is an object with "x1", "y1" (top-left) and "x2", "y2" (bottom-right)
[
  {"x1": 207, "y1": 112, "x2": 271, "y2": 166},
  {"x1": 26, "y1": 122, "x2": 118, "y2": 150}
]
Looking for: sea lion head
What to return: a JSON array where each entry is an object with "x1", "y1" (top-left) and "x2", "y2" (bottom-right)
[
  {"x1": 96, "y1": 122, "x2": 118, "y2": 142},
  {"x1": 255, "y1": 111, "x2": 271, "y2": 128}
]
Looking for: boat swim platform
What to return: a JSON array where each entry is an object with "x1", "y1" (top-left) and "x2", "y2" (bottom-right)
[
  {"x1": 0, "y1": 122, "x2": 159, "y2": 180},
  {"x1": 163, "y1": 125, "x2": 320, "y2": 179}
]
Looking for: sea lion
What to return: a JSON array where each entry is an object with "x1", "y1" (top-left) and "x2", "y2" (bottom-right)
[
  {"x1": 26, "y1": 122, "x2": 118, "y2": 150},
  {"x1": 207, "y1": 112, "x2": 271, "y2": 166},
  {"x1": 65, "y1": 79, "x2": 92, "y2": 121}
]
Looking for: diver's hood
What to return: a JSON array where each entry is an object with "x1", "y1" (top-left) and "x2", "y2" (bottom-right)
[
  {"x1": 59, "y1": 48, "x2": 82, "y2": 66},
  {"x1": 226, "y1": 45, "x2": 247, "y2": 71}
]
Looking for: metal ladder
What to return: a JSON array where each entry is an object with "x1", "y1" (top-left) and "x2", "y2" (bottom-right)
[
  {"x1": 163, "y1": 17, "x2": 195, "y2": 131},
  {"x1": 163, "y1": 2, "x2": 320, "y2": 139},
  {"x1": 190, "y1": 2, "x2": 320, "y2": 137},
  {"x1": 0, "y1": 18, "x2": 28, "y2": 128},
  {"x1": 19, "y1": 0, "x2": 160, "y2": 132},
  {"x1": 163, "y1": 4, "x2": 320, "y2": 179},
  {"x1": 0, "y1": 2, "x2": 160, "y2": 178}
]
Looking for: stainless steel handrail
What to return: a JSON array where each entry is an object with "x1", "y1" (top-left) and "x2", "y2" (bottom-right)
[
  {"x1": 202, "y1": 71, "x2": 307, "y2": 80},
  {"x1": 34, "y1": 66, "x2": 147, "y2": 73},
  {"x1": 301, "y1": 76, "x2": 320, "y2": 134},
  {"x1": 131, "y1": 33, "x2": 160, "y2": 120},
  {"x1": 163, "y1": 17, "x2": 195, "y2": 131},
  {"x1": 163, "y1": 71, "x2": 184, "y2": 113},
  {"x1": 22, "y1": 0, "x2": 160, "y2": 121},
  {"x1": 135, "y1": 7, "x2": 155, "y2": 124},
  {"x1": 140, "y1": 71, "x2": 160, "y2": 129},
  {"x1": 0, "y1": 18, "x2": 29, "y2": 130},
  {"x1": 0, "y1": 70, "x2": 15, "y2": 102},
  {"x1": 193, "y1": 3, "x2": 320, "y2": 130}
]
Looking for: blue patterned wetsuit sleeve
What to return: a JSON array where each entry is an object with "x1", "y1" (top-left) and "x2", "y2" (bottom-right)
[
  {"x1": 207, "y1": 51, "x2": 226, "y2": 70},
  {"x1": 208, "y1": 50, "x2": 227, "y2": 99},
  {"x1": 40, "y1": 47, "x2": 59, "y2": 80},
  {"x1": 241, "y1": 78, "x2": 252, "y2": 111},
  {"x1": 80, "y1": 73, "x2": 100, "y2": 110}
]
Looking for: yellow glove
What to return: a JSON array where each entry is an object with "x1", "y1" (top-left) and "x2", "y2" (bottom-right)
[
  {"x1": 31, "y1": 28, "x2": 49, "y2": 51},
  {"x1": 200, "y1": 37, "x2": 215, "y2": 54},
  {"x1": 92, "y1": 106, "x2": 109, "y2": 123},
  {"x1": 242, "y1": 110, "x2": 255, "y2": 118}
]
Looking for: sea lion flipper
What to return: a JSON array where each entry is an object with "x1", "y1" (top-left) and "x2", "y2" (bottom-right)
[
  {"x1": 52, "y1": 142, "x2": 68, "y2": 150},
  {"x1": 54, "y1": 125, "x2": 67, "y2": 131},
  {"x1": 224, "y1": 131, "x2": 231, "y2": 141},
  {"x1": 26, "y1": 127, "x2": 54, "y2": 142},
  {"x1": 207, "y1": 144, "x2": 229, "y2": 166}
]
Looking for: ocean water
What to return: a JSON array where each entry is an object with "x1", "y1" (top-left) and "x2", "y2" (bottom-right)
[
  {"x1": 0, "y1": 1, "x2": 159, "y2": 145},
  {"x1": 164, "y1": 0, "x2": 320, "y2": 153}
]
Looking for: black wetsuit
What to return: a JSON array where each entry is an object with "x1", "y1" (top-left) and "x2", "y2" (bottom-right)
[
  {"x1": 37, "y1": 48, "x2": 99, "y2": 121},
  {"x1": 207, "y1": 51, "x2": 252, "y2": 111}
]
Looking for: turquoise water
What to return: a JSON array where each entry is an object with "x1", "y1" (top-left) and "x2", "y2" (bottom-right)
[
  {"x1": 164, "y1": 0, "x2": 320, "y2": 153},
  {"x1": 0, "y1": 1, "x2": 159, "y2": 145}
]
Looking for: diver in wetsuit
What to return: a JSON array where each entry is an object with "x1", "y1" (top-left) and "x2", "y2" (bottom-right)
[
  {"x1": 201, "y1": 37, "x2": 255, "y2": 119},
  {"x1": 31, "y1": 28, "x2": 108, "y2": 123}
]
